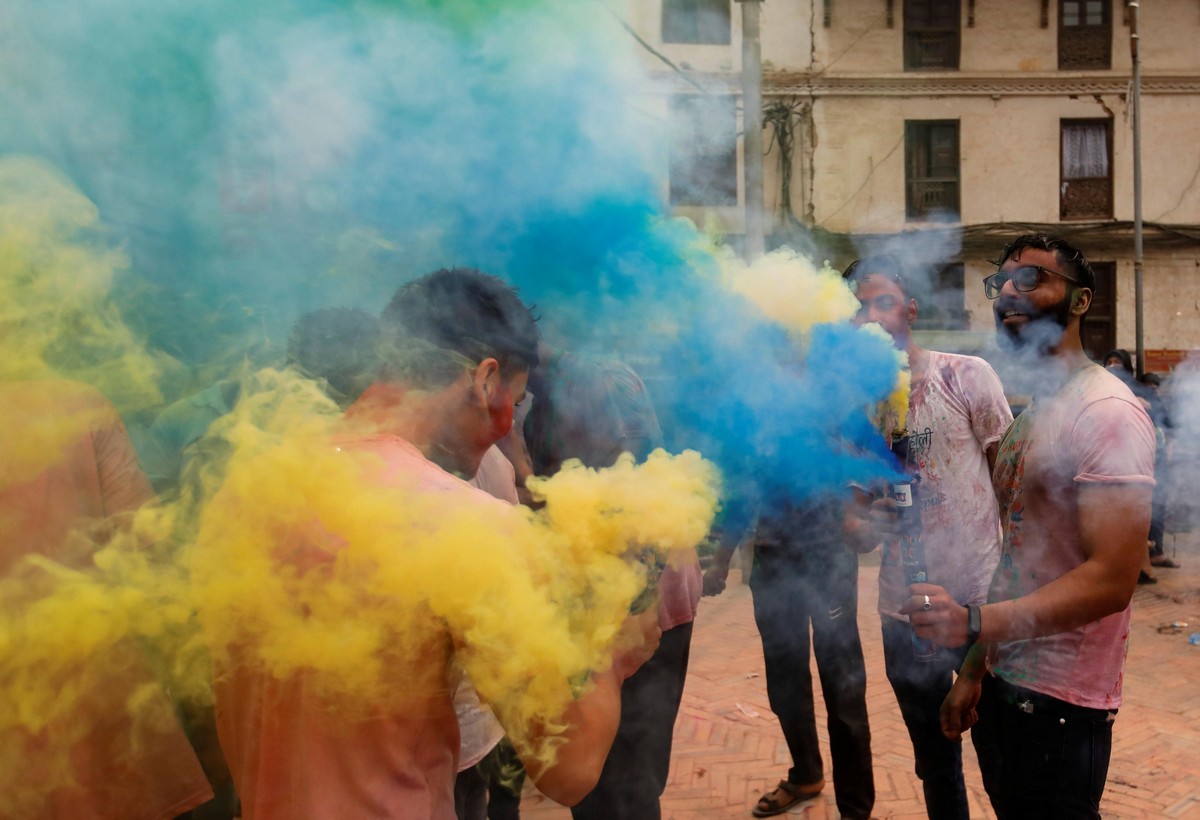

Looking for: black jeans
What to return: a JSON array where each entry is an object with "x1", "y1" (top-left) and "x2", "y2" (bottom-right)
[
  {"x1": 750, "y1": 543, "x2": 874, "y2": 820},
  {"x1": 881, "y1": 617, "x2": 970, "y2": 820},
  {"x1": 570, "y1": 621, "x2": 694, "y2": 820},
  {"x1": 973, "y1": 674, "x2": 1115, "y2": 820}
]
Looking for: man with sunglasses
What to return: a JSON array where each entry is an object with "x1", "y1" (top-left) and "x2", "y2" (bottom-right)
[
  {"x1": 843, "y1": 255, "x2": 1012, "y2": 820},
  {"x1": 903, "y1": 235, "x2": 1156, "y2": 819}
]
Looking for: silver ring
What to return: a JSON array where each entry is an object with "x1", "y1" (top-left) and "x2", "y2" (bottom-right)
[{"x1": 922, "y1": 595, "x2": 932, "y2": 611}]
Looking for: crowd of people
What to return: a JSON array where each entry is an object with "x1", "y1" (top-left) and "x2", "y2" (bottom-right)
[{"x1": 2, "y1": 233, "x2": 1170, "y2": 820}]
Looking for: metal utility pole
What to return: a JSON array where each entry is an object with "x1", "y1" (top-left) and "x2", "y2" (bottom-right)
[
  {"x1": 738, "y1": 0, "x2": 765, "y2": 260},
  {"x1": 1130, "y1": 1, "x2": 1145, "y2": 376}
]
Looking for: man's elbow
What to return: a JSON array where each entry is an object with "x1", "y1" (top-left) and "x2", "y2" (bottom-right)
[
  {"x1": 1096, "y1": 573, "x2": 1139, "y2": 619},
  {"x1": 531, "y1": 756, "x2": 605, "y2": 807}
]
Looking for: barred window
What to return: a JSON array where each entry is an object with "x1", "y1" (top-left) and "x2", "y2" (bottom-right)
[
  {"x1": 1060, "y1": 120, "x2": 1112, "y2": 219},
  {"x1": 905, "y1": 121, "x2": 959, "y2": 220},
  {"x1": 1059, "y1": 0, "x2": 1111, "y2": 70},
  {"x1": 904, "y1": 0, "x2": 961, "y2": 71}
]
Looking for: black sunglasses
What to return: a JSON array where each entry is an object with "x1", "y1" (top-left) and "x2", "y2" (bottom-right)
[{"x1": 983, "y1": 265, "x2": 1081, "y2": 300}]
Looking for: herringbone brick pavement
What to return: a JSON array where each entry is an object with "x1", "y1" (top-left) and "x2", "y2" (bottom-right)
[{"x1": 521, "y1": 534, "x2": 1200, "y2": 819}]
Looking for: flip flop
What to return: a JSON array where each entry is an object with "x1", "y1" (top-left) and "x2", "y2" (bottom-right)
[
  {"x1": 752, "y1": 779, "x2": 824, "y2": 817},
  {"x1": 1151, "y1": 557, "x2": 1181, "y2": 568}
]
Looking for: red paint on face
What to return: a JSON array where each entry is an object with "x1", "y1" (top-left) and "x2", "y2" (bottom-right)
[{"x1": 487, "y1": 381, "x2": 515, "y2": 441}]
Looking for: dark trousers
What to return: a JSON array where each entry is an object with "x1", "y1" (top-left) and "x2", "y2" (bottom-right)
[
  {"x1": 455, "y1": 764, "x2": 488, "y2": 820},
  {"x1": 483, "y1": 739, "x2": 523, "y2": 820},
  {"x1": 570, "y1": 620, "x2": 694, "y2": 820},
  {"x1": 973, "y1": 674, "x2": 1115, "y2": 820},
  {"x1": 1149, "y1": 458, "x2": 1168, "y2": 555},
  {"x1": 881, "y1": 617, "x2": 970, "y2": 820},
  {"x1": 750, "y1": 544, "x2": 874, "y2": 820}
]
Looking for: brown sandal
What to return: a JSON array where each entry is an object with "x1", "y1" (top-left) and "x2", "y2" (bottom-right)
[{"x1": 752, "y1": 779, "x2": 824, "y2": 817}]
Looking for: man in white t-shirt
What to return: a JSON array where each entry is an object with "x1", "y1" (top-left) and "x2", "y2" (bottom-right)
[
  {"x1": 907, "y1": 235, "x2": 1155, "y2": 819},
  {"x1": 843, "y1": 255, "x2": 1012, "y2": 820}
]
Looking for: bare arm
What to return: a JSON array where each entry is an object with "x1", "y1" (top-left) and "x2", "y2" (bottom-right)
[
  {"x1": 940, "y1": 642, "x2": 987, "y2": 741},
  {"x1": 521, "y1": 666, "x2": 623, "y2": 806},
  {"x1": 905, "y1": 482, "x2": 1151, "y2": 646},
  {"x1": 515, "y1": 607, "x2": 660, "y2": 805},
  {"x1": 977, "y1": 482, "x2": 1149, "y2": 641}
]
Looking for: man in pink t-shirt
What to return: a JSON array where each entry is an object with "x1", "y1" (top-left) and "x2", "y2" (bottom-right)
[
  {"x1": 212, "y1": 269, "x2": 659, "y2": 820},
  {"x1": 906, "y1": 236, "x2": 1155, "y2": 819},
  {"x1": 842, "y1": 255, "x2": 1012, "y2": 820}
]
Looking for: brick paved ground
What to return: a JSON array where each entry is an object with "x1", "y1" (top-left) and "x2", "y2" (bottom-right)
[{"x1": 521, "y1": 533, "x2": 1200, "y2": 819}]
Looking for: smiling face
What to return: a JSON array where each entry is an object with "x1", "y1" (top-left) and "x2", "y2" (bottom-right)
[{"x1": 992, "y1": 247, "x2": 1078, "y2": 353}]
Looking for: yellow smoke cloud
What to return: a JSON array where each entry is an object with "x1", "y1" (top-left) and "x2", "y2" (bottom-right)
[
  {"x1": 0, "y1": 156, "x2": 173, "y2": 413},
  {"x1": 721, "y1": 246, "x2": 861, "y2": 334},
  {"x1": 0, "y1": 366, "x2": 721, "y2": 805},
  {"x1": 186, "y1": 371, "x2": 721, "y2": 763}
]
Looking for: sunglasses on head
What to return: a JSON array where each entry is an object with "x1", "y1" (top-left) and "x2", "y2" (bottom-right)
[{"x1": 983, "y1": 265, "x2": 1081, "y2": 300}]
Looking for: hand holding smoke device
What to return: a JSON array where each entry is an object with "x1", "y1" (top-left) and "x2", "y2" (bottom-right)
[{"x1": 890, "y1": 428, "x2": 938, "y2": 663}]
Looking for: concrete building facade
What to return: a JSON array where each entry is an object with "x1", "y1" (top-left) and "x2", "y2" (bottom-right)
[{"x1": 625, "y1": 0, "x2": 1200, "y2": 369}]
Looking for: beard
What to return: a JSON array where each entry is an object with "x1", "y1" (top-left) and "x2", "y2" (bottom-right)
[{"x1": 994, "y1": 289, "x2": 1074, "y2": 353}]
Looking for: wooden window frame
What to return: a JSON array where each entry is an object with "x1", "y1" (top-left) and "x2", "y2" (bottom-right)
[
  {"x1": 661, "y1": 0, "x2": 732, "y2": 46},
  {"x1": 905, "y1": 120, "x2": 961, "y2": 221},
  {"x1": 1060, "y1": 119, "x2": 1113, "y2": 220},
  {"x1": 904, "y1": 0, "x2": 962, "y2": 71},
  {"x1": 1058, "y1": 0, "x2": 1112, "y2": 70}
]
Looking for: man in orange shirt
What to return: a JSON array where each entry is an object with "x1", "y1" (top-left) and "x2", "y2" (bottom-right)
[{"x1": 212, "y1": 268, "x2": 658, "y2": 819}]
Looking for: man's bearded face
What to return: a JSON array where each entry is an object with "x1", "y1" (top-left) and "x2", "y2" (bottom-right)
[{"x1": 993, "y1": 279, "x2": 1074, "y2": 353}]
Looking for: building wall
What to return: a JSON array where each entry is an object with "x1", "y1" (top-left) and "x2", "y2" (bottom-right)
[{"x1": 632, "y1": 0, "x2": 1200, "y2": 357}]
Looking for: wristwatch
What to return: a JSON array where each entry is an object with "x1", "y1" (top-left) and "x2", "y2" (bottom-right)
[{"x1": 966, "y1": 604, "x2": 982, "y2": 645}]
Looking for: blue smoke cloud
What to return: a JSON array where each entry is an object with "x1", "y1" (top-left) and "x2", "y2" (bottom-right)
[{"x1": 1, "y1": 0, "x2": 900, "y2": 501}]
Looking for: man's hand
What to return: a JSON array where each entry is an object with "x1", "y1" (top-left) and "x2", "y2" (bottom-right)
[
  {"x1": 900, "y1": 583, "x2": 969, "y2": 648},
  {"x1": 843, "y1": 487, "x2": 885, "y2": 554},
  {"x1": 611, "y1": 608, "x2": 662, "y2": 680},
  {"x1": 866, "y1": 495, "x2": 905, "y2": 539},
  {"x1": 702, "y1": 561, "x2": 730, "y2": 597},
  {"x1": 940, "y1": 674, "x2": 982, "y2": 741}
]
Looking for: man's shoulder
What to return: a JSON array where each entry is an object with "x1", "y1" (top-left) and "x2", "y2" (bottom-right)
[
  {"x1": 927, "y1": 349, "x2": 1000, "y2": 379},
  {"x1": 1034, "y1": 366, "x2": 1154, "y2": 451},
  {"x1": 1071, "y1": 366, "x2": 1147, "y2": 415},
  {"x1": 924, "y1": 350, "x2": 1008, "y2": 410}
]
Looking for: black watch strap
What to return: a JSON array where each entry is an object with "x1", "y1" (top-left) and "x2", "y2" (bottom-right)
[{"x1": 966, "y1": 604, "x2": 982, "y2": 644}]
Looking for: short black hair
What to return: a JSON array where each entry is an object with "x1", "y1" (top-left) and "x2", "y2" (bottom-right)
[
  {"x1": 995, "y1": 234, "x2": 1096, "y2": 292},
  {"x1": 379, "y1": 268, "x2": 538, "y2": 388},
  {"x1": 287, "y1": 307, "x2": 380, "y2": 405},
  {"x1": 842, "y1": 254, "x2": 912, "y2": 300}
]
